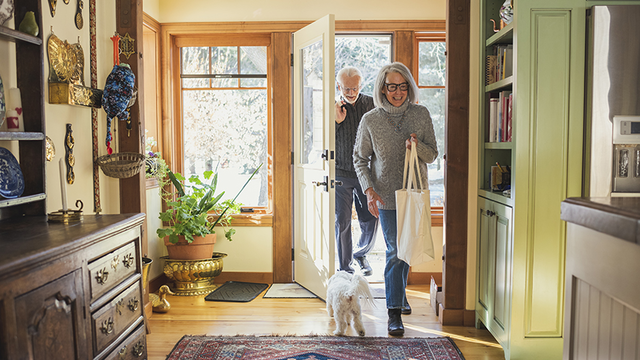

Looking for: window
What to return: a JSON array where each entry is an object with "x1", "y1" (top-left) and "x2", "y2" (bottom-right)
[
  {"x1": 416, "y1": 34, "x2": 446, "y2": 207},
  {"x1": 335, "y1": 35, "x2": 392, "y2": 95},
  {"x1": 178, "y1": 38, "x2": 271, "y2": 211}
]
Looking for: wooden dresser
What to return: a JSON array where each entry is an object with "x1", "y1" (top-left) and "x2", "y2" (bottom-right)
[{"x1": 0, "y1": 213, "x2": 146, "y2": 360}]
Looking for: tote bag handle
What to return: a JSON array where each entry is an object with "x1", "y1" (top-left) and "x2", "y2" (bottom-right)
[{"x1": 402, "y1": 142, "x2": 425, "y2": 191}]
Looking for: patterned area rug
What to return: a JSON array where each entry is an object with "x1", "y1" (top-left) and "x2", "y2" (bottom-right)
[{"x1": 167, "y1": 335, "x2": 465, "y2": 359}]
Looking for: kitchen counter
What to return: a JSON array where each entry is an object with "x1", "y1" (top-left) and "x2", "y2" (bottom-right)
[{"x1": 560, "y1": 197, "x2": 640, "y2": 244}]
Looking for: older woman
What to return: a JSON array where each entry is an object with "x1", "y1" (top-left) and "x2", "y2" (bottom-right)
[{"x1": 353, "y1": 62, "x2": 438, "y2": 336}]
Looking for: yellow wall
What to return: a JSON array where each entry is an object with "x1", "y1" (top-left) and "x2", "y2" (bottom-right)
[
  {"x1": 0, "y1": 0, "x2": 121, "y2": 214},
  {"x1": 154, "y1": 0, "x2": 446, "y2": 23}
]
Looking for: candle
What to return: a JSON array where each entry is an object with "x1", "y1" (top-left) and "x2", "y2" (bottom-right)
[{"x1": 59, "y1": 158, "x2": 68, "y2": 211}]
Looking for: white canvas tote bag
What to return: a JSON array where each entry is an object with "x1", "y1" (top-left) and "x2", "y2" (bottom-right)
[{"x1": 395, "y1": 142, "x2": 435, "y2": 266}]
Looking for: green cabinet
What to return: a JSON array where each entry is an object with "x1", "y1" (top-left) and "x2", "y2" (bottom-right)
[
  {"x1": 476, "y1": 197, "x2": 513, "y2": 348},
  {"x1": 475, "y1": 0, "x2": 586, "y2": 359}
]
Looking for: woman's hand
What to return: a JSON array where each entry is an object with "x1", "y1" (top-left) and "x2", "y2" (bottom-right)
[
  {"x1": 335, "y1": 100, "x2": 347, "y2": 124},
  {"x1": 405, "y1": 133, "x2": 417, "y2": 149},
  {"x1": 364, "y1": 187, "x2": 384, "y2": 218}
]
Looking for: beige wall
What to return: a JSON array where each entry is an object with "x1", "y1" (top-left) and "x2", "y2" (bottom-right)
[
  {"x1": 154, "y1": 0, "x2": 446, "y2": 23},
  {"x1": 1, "y1": 0, "x2": 121, "y2": 214}
]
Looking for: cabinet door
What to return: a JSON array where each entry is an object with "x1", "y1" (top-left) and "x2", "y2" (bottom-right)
[
  {"x1": 14, "y1": 270, "x2": 88, "y2": 360},
  {"x1": 477, "y1": 197, "x2": 495, "y2": 316},
  {"x1": 491, "y1": 201, "x2": 512, "y2": 345}
]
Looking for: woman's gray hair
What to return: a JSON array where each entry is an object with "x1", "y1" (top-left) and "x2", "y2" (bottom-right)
[{"x1": 372, "y1": 62, "x2": 420, "y2": 107}]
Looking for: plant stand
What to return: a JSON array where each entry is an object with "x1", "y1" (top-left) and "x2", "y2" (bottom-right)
[{"x1": 162, "y1": 253, "x2": 227, "y2": 296}]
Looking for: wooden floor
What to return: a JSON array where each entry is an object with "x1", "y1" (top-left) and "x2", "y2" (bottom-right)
[{"x1": 146, "y1": 284, "x2": 505, "y2": 360}]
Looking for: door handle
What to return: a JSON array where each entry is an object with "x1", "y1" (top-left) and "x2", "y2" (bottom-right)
[{"x1": 311, "y1": 176, "x2": 329, "y2": 192}]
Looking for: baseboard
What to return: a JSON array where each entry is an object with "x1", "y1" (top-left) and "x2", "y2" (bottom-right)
[
  {"x1": 408, "y1": 271, "x2": 441, "y2": 285},
  {"x1": 148, "y1": 272, "x2": 273, "y2": 293},
  {"x1": 438, "y1": 305, "x2": 476, "y2": 327}
]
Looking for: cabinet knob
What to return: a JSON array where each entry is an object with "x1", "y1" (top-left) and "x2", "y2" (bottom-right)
[
  {"x1": 111, "y1": 255, "x2": 120, "y2": 270},
  {"x1": 95, "y1": 268, "x2": 109, "y2": 285},
  {"x1": 123, "y1": 253, "x2": 135, "y2": 268},
  {"x1": 133, "y1": 341, "x2": 145, "y2": 357},
  {"x1": 100, "y1": 317, "x2": 114, "y2": 334},
  {"x1": 486, "y1": 210, "x2": 495, "y2": 217},
  {"x1": 128, "y1": 297, "x2": 139, "y2": 311},
  {"x1": 118, "y1": 345, "x2": 127, "y2": 358}
]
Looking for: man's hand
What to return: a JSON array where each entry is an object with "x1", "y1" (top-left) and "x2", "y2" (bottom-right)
[
  {"x1": 335, "y1": 100, "x2": 347, "y2": 124},
  {"x1": 405, "y1": 133, "x2": 417, "y2": 149},
  {"x1": 364, "y1": 187, "x2": 384, "y2": 218}
]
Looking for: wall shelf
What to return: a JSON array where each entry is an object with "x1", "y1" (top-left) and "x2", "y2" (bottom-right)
[
  {"x1": 0, "y1": 132, "x2": 45, "y2": 141},
  {"x1": 0, "y1": 25, "x2": 42, "y2": 45},
  {"x1": 0, "y1": 193, "x2": 47, "y2": 208}
]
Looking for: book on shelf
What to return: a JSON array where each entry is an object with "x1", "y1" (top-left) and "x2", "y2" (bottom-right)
[
  {"x1": 486, "y1": 55, "x2": 497, "y2": 85},
  {"x1": 486, "y1": 44, "x2": 513, "y2": 85},
  {"x1": 488, "y1": 91, "x2": 512, "y2": 143},
  {"x1": 489, "y1": 98, "x2": 499, "y2": 142},
  {"x1": 507, "y1": 93, "x2": 513, "y2": 142}
]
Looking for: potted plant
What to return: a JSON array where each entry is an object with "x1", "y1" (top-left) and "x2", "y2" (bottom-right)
[
  {"x1": 145, "y1": 133, "x2": 169, "y2": 186},
  {"x1": 157, "y1": 164, "x2": 261, "y2": 260}
]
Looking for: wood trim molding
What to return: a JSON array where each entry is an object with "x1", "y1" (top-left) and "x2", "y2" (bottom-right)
[
  {"x1": 441, "y1": 0, "x2": 470, "y2": 326},
  {"x1": 394, "y1": 30, "x2": 414, "y2": 71}
]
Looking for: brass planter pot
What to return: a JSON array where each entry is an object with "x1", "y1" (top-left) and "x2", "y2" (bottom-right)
[{"x1": 162, "y1": 252, "x2": 227, "y2": 296}]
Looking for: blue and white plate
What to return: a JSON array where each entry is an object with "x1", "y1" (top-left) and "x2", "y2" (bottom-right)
[{"x1": 0, "y1": 147, "x2": 25, "y2": 198}]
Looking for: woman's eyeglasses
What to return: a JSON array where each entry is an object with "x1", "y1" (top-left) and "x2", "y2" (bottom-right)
[{"x1": 384, "y1": 82, "x2": 409, "y2": 92}]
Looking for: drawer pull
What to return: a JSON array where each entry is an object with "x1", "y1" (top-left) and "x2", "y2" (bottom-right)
[
  {"x1": 100, "y1": 317, "x2": 114, "y2": 334},
  {"x1": 111, "y1": 255, "x2": 120, "y2": 270},
  {"x1": 116, "y1": 299, "x2": 125, "y2": 315},
  {"x1": 118, "y1": 345, "x2": 127, "y2": 358},
  {"x1": 133, "y1": 341, "x2": 145, "y2": 357},
  {"x1": 128, "y1": 297, "x2": 139, "y2": 311},
  {"x1": 95, "y1": 268, "x2": 109, "y2": 285},
  {"x1": 123, "y1": 253, "x2": 135, "y2": 268}
]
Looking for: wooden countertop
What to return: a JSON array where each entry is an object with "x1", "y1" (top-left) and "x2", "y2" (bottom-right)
[
  {"x1": 0, "y1": 213, "x2": 145, "y2": 276},
  {"x1": 561, "y1": 197, "x2": 640, "y2": 244}
]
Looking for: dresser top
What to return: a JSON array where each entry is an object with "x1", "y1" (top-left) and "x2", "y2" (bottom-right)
[
  {"x1": 561, "y1": 197, "x2": 640, "y2": 244},
  {"x1": 0, "y1": 213, "x2": 145, "y2": 275}
]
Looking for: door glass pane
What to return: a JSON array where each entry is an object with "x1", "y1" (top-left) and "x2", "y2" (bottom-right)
[
  {"x1": 300, "y1": 40, "x2": 324, "y2": 166},
  {"x1": 181, "y1": 47, "x2": 209, "y2": 88},
  {"x1": 418, "y1": 88, "x2": 445, "y2": 206},
  {"x1": 418, "y1": 42, "x2": 446, "y2": 86},
  {"x1": 335, "y1": 35, "x2": 392, "y2": 95},
  {"x1": 182, "y1": 89, "x2": 268, "y2": 207}
]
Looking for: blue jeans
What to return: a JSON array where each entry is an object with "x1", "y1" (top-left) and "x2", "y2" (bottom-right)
[
  {"x1": 335, "y1": 176, "x2": 379, "y2": 273},
  {"x1": 379, "y1": 209, "x2": 409, "y2": 309}
]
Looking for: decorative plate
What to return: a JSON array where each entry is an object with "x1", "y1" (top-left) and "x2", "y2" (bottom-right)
[
  {"x1": 0, "y1": 73, "x2": 5, "y2": 128},
  {"x1": 0, "y1": 147, "x2": 25, "y2": 198},
  {"x1": 0, "y1": 0, "x2": 14, "y2": 26}
]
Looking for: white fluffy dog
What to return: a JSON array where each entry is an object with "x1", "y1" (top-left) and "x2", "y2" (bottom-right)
[{"x1": 326, "y1": 271, "x2": 375, "y2": 336}]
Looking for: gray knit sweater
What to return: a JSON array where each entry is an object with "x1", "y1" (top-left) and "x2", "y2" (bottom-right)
[
  {"x1": 353, "y1": 97, "x2": 438, "y2": 210},
  {"x1": 336, "y1": 94, "x2": 374, "y2": 178}
]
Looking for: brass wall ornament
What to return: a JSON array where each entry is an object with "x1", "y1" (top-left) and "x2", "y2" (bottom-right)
[
  {"x1": 47, "y1": 34, "x2": 102, "y2": 107},
  {"x1": 75, "y1": 0, "x2": 83, "y2": 29},
  {"x1": 65, "y1": 123, "x2": 75, "y2": 184},
  {"x1": 119, "y1": 32, "x2": 135, "y2": 60},
  {"x1": 48, "y1": 0, "x2": 57, "y2": 17}
]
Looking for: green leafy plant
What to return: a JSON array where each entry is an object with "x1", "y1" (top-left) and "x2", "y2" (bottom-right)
[{"x1": 157, "y1": 164, "x2": 262, "y2": 244}]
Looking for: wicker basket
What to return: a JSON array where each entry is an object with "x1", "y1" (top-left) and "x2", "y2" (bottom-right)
[{"x1": 97, "y1": 152, "x2": 145, "y2": 178}]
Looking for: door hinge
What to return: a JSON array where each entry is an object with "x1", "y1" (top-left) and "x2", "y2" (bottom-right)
[
  {"x1": 291, "y1": 151, "x2": 294, "y2": 165},
  {"x1": 291, "y1": 248, "x2": 294, "y2": 261},
  {"x1": 291, "y1": 53, "x2": 294, "y2": 66}
]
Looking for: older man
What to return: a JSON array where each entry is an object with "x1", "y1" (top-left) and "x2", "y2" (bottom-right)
[{"x1": 334, "y1": 66, "x2": 378, "y2": 276}]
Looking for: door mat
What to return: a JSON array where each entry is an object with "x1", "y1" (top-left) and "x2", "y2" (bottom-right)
[
  {"x1": 204, "y1": 281, "x2": 269, "y2": 302},
  {"x1": 167, "y1": 335, "x2": 466, "y2": 360},
  {"x1": 263, "y1": 283, "x2": 317, "y2": 298}
]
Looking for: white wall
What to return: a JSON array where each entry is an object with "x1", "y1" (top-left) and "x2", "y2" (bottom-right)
[{"x1": 1, "y1": 0, "x2": 121, "y2": 214}]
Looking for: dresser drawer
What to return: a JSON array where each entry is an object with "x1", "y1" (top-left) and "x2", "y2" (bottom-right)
[
  {"x1": 89, "y1": 242, "x2": 137, "y2": 301},
  {"x1": 92, "y1": 281, "x2": 143, "y2": 355},
  {"x1": 103, "y1": 324, "x2": 146, "y2": 360}
]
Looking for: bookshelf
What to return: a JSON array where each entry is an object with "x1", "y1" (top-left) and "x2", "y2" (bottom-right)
[{"x1": 0, "y1": 0, "x2": 46, "y2": 217}]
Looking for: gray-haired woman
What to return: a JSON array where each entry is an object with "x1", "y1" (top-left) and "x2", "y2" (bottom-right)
[{"x1": 353, "y1": 62, "x2": 438, "y2": 336}]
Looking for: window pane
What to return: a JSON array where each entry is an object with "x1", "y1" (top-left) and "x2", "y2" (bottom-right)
[
  {"x1": 335, "y1": 35, "x2": 392, "y2": 96},
  {"x1": 211, "y1": 46, "x2": 238, "y2": 74},
  {"x1": 418, "y1": 42, "x2": 446, "y2": 87},
  {"x1": 182, "y1": 47, "x2": 210, "y2": 88},
  {"x1": 300, "y1": 40, "x2": 324, "y2": 166},
  {"x1": 240, "y1": 47, "x2": 267, "y2": 74},
  {"x1": 182, "y1": 89, "x2": 268, "y2": 207},
  {"x1": 419, "y1": 88, "x2": 445, "y2": 206},
  {"x1": 241, "y1": 78, "x2": 266, "y2": 88}
]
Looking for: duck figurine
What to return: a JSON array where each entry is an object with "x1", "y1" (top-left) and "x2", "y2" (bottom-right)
[{"x1": 150, "y1": 285, "x2": 175, "y2": 313}]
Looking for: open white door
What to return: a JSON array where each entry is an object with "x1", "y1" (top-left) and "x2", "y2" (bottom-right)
[{"x1": 293, "y1": 14, "x2": 335, "y2": 300}]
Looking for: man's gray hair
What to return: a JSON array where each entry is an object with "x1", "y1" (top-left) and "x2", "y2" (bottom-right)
[
  {"x1": 337, "y1": 66, "x2": 363, "y2": 84},
  {"x1": 372, "y1": 62, "x2": 420, "y2": 107}
]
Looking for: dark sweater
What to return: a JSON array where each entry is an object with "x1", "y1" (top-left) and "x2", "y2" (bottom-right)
[{"x1": 335, "y1": 94, "x2": 374, "y2": 178}]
